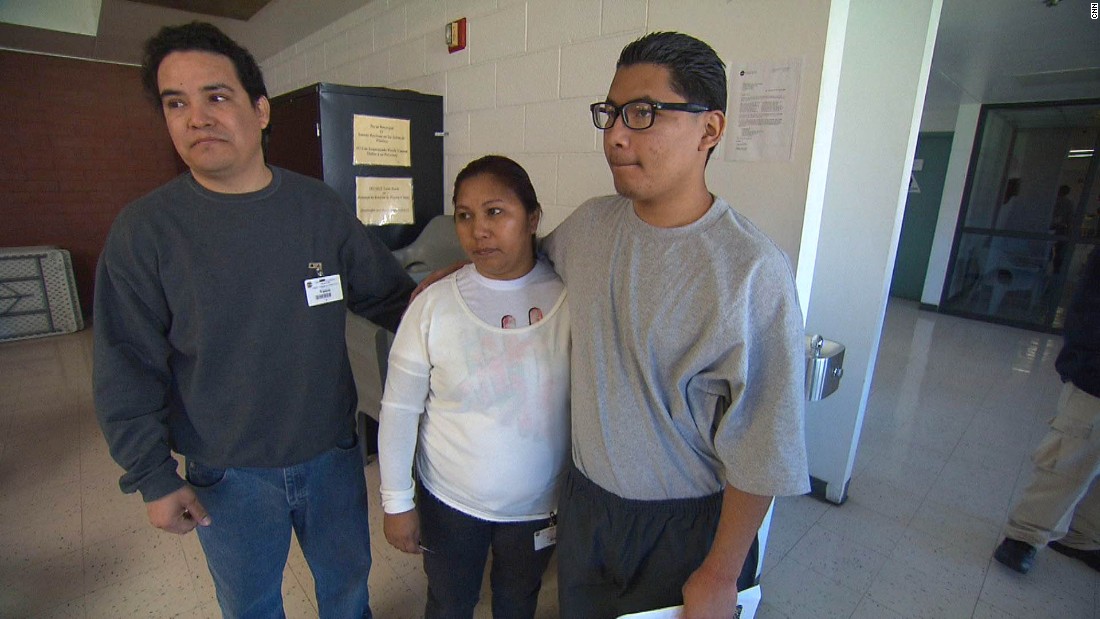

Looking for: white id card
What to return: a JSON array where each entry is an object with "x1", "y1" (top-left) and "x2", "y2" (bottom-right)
[
  {"x1": 534, "y1": 524, "x2": 557, "y2": 551},
  {"x1": 304, "y1": 275, "x2": 344, "y2": 307}
]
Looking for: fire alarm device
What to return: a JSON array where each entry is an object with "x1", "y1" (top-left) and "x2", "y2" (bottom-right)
[{"x1": 446, "y1": 17, "x2": 466, "y2": 53}]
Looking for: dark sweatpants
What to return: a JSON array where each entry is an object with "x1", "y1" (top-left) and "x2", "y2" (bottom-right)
[{"x1": 557, "y1": 465, "x2": 757, "y2": 619}]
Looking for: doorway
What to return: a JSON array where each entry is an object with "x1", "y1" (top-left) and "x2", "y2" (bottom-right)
[
  {"x1": 940, "y1": 100, "x2": 1100, "y2": 331},
  {"x1": 892, "y1": 132, "x2": 953, "y2": 301}
]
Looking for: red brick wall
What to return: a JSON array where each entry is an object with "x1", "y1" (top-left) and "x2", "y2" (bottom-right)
[{"x1": 0, "y1": 50, "x2": 183, "y2": 317}]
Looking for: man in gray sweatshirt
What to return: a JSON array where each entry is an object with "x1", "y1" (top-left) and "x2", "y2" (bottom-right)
[{"x1": 93, "y1": 22, "x2": 412, "y2": 618}]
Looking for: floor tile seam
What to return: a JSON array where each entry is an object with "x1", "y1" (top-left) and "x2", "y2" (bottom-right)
[
  {"x1": 285, "y1": 561, "x2": 320, "y2": 611},
  {"x1": 856, "y1": 587, "x2": 941, "y2": 619},
  {"x1": 80, "y1": 530, "x2": 187, "y2": 578},
  {"x1": 919, "y1": 495, "x2": 1015, "y2": 533},
  {"x1": 79, "y1": 554, "x2": 193, "y2": 599},
  {"x1": 25, "y1": 588, "x2": 89, "y2": 617},
  {"x1": 84, "y1": 593, "x2": 208, "y2": 619},
  {"x1": 881, "y1": 542, "x2": 991, "y2": 595},
  {"x1": 0, "y1": 548, "x2": 85, "y2": 587},
  {"x1": 78, "y1": 516, "x2": 147, "y2": 554},
  {"x1": 846, "y1": 475, "x2": 934, "y2": 528},
  {"x1": 77, "y1": 408, "x2": 91, "y2": 607},
  {"x1": 0, "y1": 504, "x2": 83, "y2": 536},
  {"x1": 787, "y1": 551, "x2": 880, "y2": 602},
  {"x1": 975, "y1": 576, "x2": 1092, "y2": 619},
  {"x1": 901, "y1": 500, "x2": 1004, "y2": 570},
  {"x1": 792, "y1": 523, "x2": 893, "y2": 567},
  {"x1": 773, "y1": 499, "x2": 833, "y2": 556},
  {"x1": 813, "y1": 509, "x2": 910, "y2": 557},
  {"x1": 860, "y1": 565, "x2": 984, "y2": 619},
  {"x1": 177, "y1": 532, "x2": 214, "y2": 606},
  {"x1": 1021, "y1": 560, "x2": 1100, "y2": 605},
  {"x1": 924, "y1": 411, "x2": 974, "y2": 461}
]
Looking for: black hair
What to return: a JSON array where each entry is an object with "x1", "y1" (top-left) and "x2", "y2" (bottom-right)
[
  {"x1": 453, "y1": 155, "x2": 541, "y2": 217},
  {"x1": 617, "y1": 32, "x2": 727, "y2": 115},
  {"x1": 453, "y1": 155, "x2": 542, "y2": 254},
  {"x1": 141, "y1": 21, "x2": 268, "y2": 107}
]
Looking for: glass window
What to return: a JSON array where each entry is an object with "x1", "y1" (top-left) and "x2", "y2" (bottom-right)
[{"x1": 941, "y1": 100, "x2": 1100, "y2": 331}]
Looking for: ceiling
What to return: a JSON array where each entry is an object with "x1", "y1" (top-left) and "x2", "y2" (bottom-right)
[
  {"x1": 125, "y1": 0, "x2": 277, "y2": 21},
  {"x1": 0, "y1": 0, "x2": 1097, "y2": 117},
  {"x1": 924, "y1": 0, "x2": 1100, "y2": 117},
  {"x1": 0, "y1": 0, "x2": 369, "y2": 65}
]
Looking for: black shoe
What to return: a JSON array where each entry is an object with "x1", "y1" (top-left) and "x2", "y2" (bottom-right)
[
  {"x1": 1048, "y1": 540, "x2": 1100, "y2": 572},
  {"x1": 994, "y1": 538, "x2": 1037, "y2": 574}
]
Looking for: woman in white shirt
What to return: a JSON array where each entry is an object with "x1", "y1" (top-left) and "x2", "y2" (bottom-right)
[{"x1": 378, "y1": 155, "x2": 570, "y2": 619}]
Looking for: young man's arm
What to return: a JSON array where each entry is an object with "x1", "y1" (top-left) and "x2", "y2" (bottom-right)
[{"x1": 681, "y1": 485, "x2": 772, "y2": 618}]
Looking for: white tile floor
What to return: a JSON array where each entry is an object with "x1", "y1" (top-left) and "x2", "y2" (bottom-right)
[{"x1": 0, "y1": 299, "x2": 1096, "y2": 618}]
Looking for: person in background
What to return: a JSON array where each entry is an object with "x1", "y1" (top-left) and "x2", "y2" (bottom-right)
[
  {"x1": 994, "y1": 247, "x2": 1100, "y2": 574},
  {"x1": 92, "y1": 21, "x2": 413, "y2": 618},
  {"x1": 1050, "y1": 184, "x2": 1074, "y2": 273},
  {"x1": 379, "y1": 155, "x2": 570, "y2": 619}
]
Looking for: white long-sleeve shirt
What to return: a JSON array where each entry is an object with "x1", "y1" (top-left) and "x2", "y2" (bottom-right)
[{"x1": 378, "y1": 262, "x2": 570, "y2": 521}]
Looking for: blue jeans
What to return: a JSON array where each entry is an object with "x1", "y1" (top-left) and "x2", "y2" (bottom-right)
[
  {"x1": 417, "y1": 484, "x2": 555, "y2": 619},
  {"x1": 187, "y1": 436, "x2": 372, "y2": 619}
]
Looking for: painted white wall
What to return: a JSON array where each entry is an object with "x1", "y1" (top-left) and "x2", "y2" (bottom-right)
[
  {"x1": 796, "y1": 0, "x2": 850, "y2": 317},
  {"x1": 919, "y1": 104, "x2": 959, "y2": 133},
  {"x1": 260, "y1": 0, "x2": 832, "y2": 263},
  {"x1": 803, "y1": 0, "x2": 942, "y2": 503},
  {"x1": 921, "y1": 103, "x2": 980, "y2": 305}
]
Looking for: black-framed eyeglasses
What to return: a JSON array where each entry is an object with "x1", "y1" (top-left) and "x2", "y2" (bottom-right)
[{"x1": 590, "y1": 99, "x2": 713, "y2": 130}]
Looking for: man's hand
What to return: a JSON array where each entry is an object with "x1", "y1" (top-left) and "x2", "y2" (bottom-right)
[
  {"x1": 681, "y1": 562, "x2": 739, "y2": 619},
  {"x1": 409, "y1": 260, "x2": 468, "y2": 302},
  {"x1": 384, "y1": 509, "x2": 422, "y2": 554},
  {"x1": 146, "y1": 485, "x2": 211, "y2": 534}
]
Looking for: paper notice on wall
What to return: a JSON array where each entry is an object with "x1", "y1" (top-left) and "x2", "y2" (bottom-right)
[
  {"x1": 356, "y1": 177, "x2": 414, "y2": 226},
  {"x1": 726, "y1": 58, "x2": 802, "y2": 162},
  {"x1": 353, "y1": 115, "x2": 412, "y2": 167}
]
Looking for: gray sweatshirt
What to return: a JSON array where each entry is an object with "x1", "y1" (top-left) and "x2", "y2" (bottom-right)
[{"x1": 93, "y1": 167, "x2": 414, "y2": 501}]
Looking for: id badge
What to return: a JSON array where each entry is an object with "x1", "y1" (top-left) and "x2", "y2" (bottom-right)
[
  {"x1": 534, "y1": 525, "x2": 556, "y2": 550},
  {"x1": 304, "y1": 274, "x2": 344, "y2": 307}
]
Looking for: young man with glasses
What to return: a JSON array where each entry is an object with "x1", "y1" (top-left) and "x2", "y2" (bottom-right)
[{"x1": 543, "y1": 32, "x2": 809, "y2": 618}]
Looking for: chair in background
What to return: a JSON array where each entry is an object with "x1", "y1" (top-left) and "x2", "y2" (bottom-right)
[
  {"x1": 391, "y1": 215, "x2": 467, "y2": 282},
  {"x1": 969, "y1": 238, "x2": 1050, "y2": 315}
]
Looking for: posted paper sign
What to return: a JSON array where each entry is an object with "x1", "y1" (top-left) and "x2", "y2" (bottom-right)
[
  {"x1": 727, "y1": 58, "x2": 802, "y2": 162},
  {"x1": 353, "y1": 115, "x2": 412, "y2": 167},
  {"x1": 356, "y1": 177, "x2": 414, "y2": 226}
]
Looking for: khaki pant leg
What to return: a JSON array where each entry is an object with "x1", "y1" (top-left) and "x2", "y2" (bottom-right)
[
  {"x1": 1003, "y1": 383, "x2": 1100, "y2": 547},
  {"x1": 1062, "y1": 475, "x2": 1100, "y2": 550}
]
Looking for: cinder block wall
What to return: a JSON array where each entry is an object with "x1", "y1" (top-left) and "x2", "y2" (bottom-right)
[
  {"x1": 259, "y1": 0, "x2": 831, "y2": 261},
  {"x1": 261, "y1": 0, "x2": 646, "y2": 234}
]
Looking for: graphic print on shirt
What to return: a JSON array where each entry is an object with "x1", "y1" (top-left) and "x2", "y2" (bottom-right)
[
  {"x1": 500, "y1": 307, "x2": 545, "y2": 329},
  {"x1": 445, "y1": 324, "x2": 564, "y2": 440}
]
